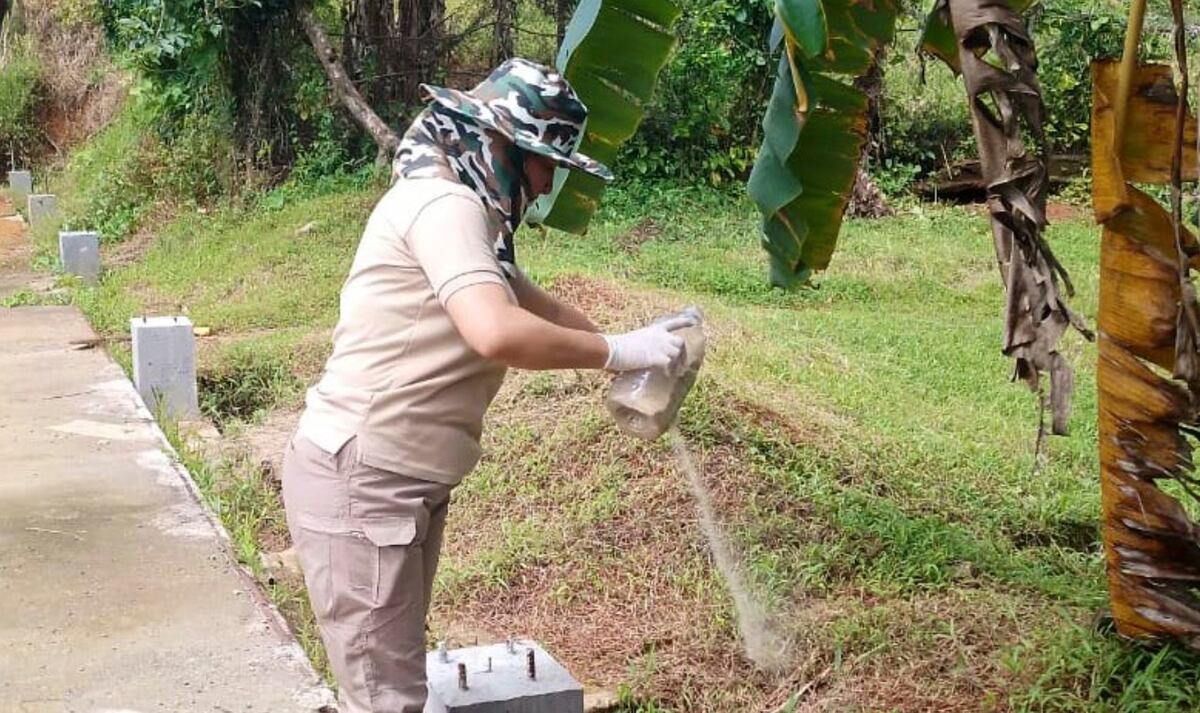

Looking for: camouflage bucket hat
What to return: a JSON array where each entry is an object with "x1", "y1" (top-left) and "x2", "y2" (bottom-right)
[{"x1": 420, "y1": 58, "x2": 613, "y2": 182}]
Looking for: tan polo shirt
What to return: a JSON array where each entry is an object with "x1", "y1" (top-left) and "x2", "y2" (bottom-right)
[{"x1": 297, "y1": 177, "x2": 514, "y2": 485}]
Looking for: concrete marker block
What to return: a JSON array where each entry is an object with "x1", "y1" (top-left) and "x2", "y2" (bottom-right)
[
  {"x1": 27, "y1": 194, "x2": 58, "y2": 229},
  {"x1": 8, "y1": 170, "x2": 32, "y2": 201},
  {"x1": 425, "y1": 640, "x2": 583, "y2": 713},
  {"x1": 58, "y1": 231, "x2": 101, "y2": 283},
  {"x1": 132, "y1": 316, "x2": 199, "y2": 419}
]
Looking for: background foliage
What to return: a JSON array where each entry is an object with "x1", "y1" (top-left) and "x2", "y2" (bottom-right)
[
  {"x1": 0, "y1": 41, "x2": 42, "y2": 173},
  {"x1": 33, "y1": 0, "x2": 1193, "y2": 230},
  {"x1": 619, "y1": 0, "x2": 774, "y2": 186}
]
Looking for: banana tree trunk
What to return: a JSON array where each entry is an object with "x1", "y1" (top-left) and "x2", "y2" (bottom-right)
[{"x1": 1091, "y1": 47, "x2": 1200, "y2": 645}]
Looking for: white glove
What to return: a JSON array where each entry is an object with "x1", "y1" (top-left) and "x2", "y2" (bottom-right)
[{"x1": 602, "y1": 315, "x2": 696, "y2": 372}]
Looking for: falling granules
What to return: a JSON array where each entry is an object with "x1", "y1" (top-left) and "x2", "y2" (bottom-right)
[{"x1": 668, "y1": 426, "x2": 791, "y2": 671}]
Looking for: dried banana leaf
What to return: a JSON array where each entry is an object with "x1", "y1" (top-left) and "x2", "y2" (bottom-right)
[{"x1": 931, "y1": 0, "x2": 1092, "y2": 435}]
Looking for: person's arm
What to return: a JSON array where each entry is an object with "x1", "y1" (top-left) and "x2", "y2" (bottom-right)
[
  {"x1": 510, "y1": 268, "x2": 598, "y2": 332},
  {"x1": 446, "y1": 283, "x2": 608, "y2": 370},
  {"x1": 445, "y1": 283, "x2": 695, "y2": 372},
  {"x1": 407, "y1": 192, "x2": 689, "y2": 371}
]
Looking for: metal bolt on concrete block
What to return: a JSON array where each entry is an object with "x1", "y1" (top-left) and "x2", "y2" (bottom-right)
[
  {"x1": 7, "y1": 170, "x2": 32, "y2": 200},
  {"x1": 58, "y1": 231, "x2": 101, "y2": 283},
  {"x1": 27, "y1": 194, "x2": 58, "y2": 229},
  {"x1": 425, "y1": 640, "x2": 583, "y2": 713},
  {"x1": 131, "y1": 316, "x2": 199, "y2": 419}
]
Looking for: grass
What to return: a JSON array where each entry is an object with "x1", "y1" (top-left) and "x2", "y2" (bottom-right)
[{"x1": 53, "y1": 172, "x2": 1200, "y2": 711}]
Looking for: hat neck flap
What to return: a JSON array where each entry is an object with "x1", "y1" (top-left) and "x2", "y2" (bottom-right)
[{"x1": 392, "y1": 104, "x2": 529, "y2": 277}]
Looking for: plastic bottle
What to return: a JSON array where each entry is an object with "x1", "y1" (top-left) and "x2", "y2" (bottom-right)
[{"x1": 605, "y1": 306, "x2": 706, "y2": 440}]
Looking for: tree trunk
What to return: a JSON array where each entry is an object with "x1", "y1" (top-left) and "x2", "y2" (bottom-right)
[
  {"x1": 398, "y1": 0, "x2": 445, "y2": 104},
  {"x1": 848, "y1": 47, "x2": 891, "y2": 219},
  {"x1": 299, "y1": 5, "x2": 399, "y2": 163},
  {"x1": 494, "y1": 0, "x2": 516, "y2": 64},
  {"x1": 342, "y1": 0, "x2": 444, "y2": 108}
]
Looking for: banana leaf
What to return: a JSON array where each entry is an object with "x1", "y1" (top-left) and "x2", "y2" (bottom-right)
[
  {"x1": 527, "y1": 0, "x2": 682, "y2": 234},
  {"x1": 1091, "y1": 0, "x2": 1200, "y2": 642},
  {"x1": 749, "y1": 0, "x2": 897, "y2": 288}
]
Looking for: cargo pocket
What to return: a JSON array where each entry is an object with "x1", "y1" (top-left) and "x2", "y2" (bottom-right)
[
  {"x1": 360, "y1": 516, "x2": 422, "y2": 631},
  {"x1": 293, "y1": 513, "x2": 415, "y2": 624}
]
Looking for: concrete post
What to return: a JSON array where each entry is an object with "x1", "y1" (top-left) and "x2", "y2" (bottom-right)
[
  {"x1": 425, "y1": 640, "x2": 583, "y2": 713},
  {"x1": 7, "y1": 170, "x2": 32, "y2": 202},
  {"x1": 27, "y1": 194, "x2": 58, "y2": 229},
  {"x1": 131, "y1": 316, "x2": 199, "y2": 419},
  {"x1": 58, "y1": 231, "x2": 101, "y2": 283}
]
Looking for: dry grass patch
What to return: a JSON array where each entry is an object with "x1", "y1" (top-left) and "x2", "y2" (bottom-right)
[
  {"x1": 24, "y1": 0, "x2": 127, "y2": 152},
  {"x1": 438, "y1": 368, "x2": 841, "y2": 710},
  {"x1": 548, "y1": 273, "x2": 669, "y2": 331},
  {"x1": 439, "y1": 369, "x2": 1048, "y2": 711}
]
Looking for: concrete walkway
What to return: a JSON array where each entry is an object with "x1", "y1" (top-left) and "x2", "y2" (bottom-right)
[{"x1": 0, "y1": 310, "x2": 334, "y2": 707}]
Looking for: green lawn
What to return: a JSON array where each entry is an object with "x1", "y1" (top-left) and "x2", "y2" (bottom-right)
[{"x1": 54, "y1": 175, "x2": 1200, "y2": 711}]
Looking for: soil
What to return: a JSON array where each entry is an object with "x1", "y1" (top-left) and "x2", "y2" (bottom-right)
[
  {"x1": 1046, "y1": 201, "x2": 1086, "y2": 222},
  {"x1": 614, "y1": 218, "x2": 664, "y2": 253},
  {"x1": 240, "y1": 407, "x2": 302, "y2": 482}
]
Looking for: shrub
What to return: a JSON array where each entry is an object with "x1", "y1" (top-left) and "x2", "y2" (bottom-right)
[
  {"x1": 56, "y1": 95, "x2": 235, "y2": 240},
  {"x1": 620, "y1": 0, "x2": 774, "y2": 186},
  {"x1": 0, "y1": 43, "x2": 44, "y2": 171},
  {"x1": 878, "y1": 29, "x2": 974, "y2": 182}
]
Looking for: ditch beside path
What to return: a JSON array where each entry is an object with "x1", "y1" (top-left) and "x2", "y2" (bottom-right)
[
  {"x1": 0, "y1": 194, "x2": 42, "y2": 299},
  {"x1": 0, "y1": 201, "x2": 333, "y2": 710}
]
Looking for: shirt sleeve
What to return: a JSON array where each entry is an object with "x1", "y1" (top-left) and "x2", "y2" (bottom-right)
[{"x1": 407, "y1": 193, "x2": 508, "y2": 306}]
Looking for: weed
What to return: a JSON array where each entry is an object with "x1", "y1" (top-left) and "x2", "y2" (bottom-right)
[
  {"x1": 0, "y1": 41, "x2": 44, "y2": 169},
  {"x1": 1010, "y1": 622, "x2": 1200, "y2": 713},
  {"x1": 198, "y1": 347, "x2": 301, "y2": 428},
  {"x1": 1, "y1": 288, "x2": 70, "y2": 308}
]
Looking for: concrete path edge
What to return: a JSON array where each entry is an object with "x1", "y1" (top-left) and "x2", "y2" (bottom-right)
[{"x1": 122, "y1": 357, "x2": 337, "y2": 708}]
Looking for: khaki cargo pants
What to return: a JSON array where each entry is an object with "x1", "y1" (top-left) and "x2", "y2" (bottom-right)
[{"x1": 282, "y1": 434, "x2": 451, "y2": 713}]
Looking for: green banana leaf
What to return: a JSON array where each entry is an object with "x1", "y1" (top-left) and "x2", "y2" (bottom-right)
[
  {"x1": 527, "y1": 0, "x2": 682, "y2": 234},
  {"x1": 918, "y1": 0, "x2": 1037, "y2": 73},
  {"x1": 749, "y1": 0, "x2": 897, "y2": 288}
]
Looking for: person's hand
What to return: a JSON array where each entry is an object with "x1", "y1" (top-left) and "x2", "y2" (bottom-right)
[{"x1": 602, "y1": 315, "x2": 696, "y2": 372}]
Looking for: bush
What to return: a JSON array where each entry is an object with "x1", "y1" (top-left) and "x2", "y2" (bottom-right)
[
  {"x1": 55, "y1": 96, "x2": 235, "y2": 240},
  {"x1": 878, "y1": 28, "x2": 974, "y2": 182},
  {"x1": 620, "y1": 0, "x2": 774, "y2": 186},
  {"x1": 0, "y1": 43, "x2": 44, "y2": 171},
  {"x1": 878, "y1": 0, "x2": 1172, "y2": 188},
  {"x1": 1035, "y1": 3, "x2": 1174, "y2": 156}
]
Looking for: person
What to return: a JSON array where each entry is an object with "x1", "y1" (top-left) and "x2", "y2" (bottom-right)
[{"x1": 281, "y1": 58, "x2": 695, "y2": 713}]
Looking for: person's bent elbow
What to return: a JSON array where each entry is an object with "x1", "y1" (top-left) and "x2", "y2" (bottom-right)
[
  {"x1": 468, "y1": 328, "x2": 513, "y2": 362},
  {"x1": 444, "y1": 283, "x2": 517, "y2": 362}
]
